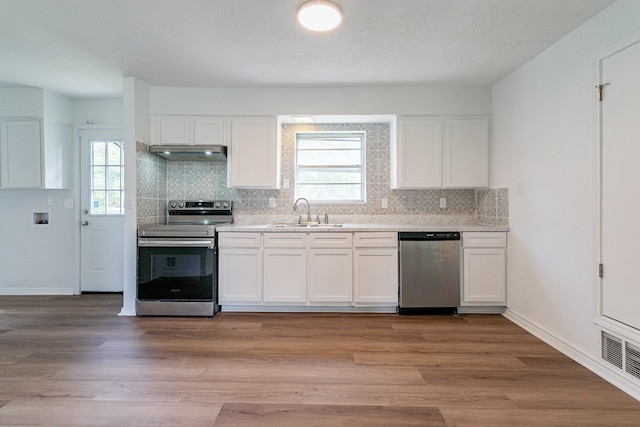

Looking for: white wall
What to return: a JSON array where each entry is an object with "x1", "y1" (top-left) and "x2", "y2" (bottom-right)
[
  {"x1": 150, "y1": 85, "x2": 492, "y2": 116},
  {"x1": 491, "y1": 0, "x2": 640, "y2": 397},
  {"x1": 0, "y1": 90, "x2": 122, "y2": 295}
]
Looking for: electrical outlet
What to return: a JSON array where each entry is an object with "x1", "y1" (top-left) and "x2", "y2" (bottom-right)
[
  {"x1": 47, "y1": 196, "x2": 53, "y2": 206},
  {"x1": 283, "y1": 178, "x2": 290, "y2": 189},
  {"x1": 439, "y1": 197, "x2": 447, "y2": 208},
  {"x1": 268, "y1": 197, "x2": 276, "y2": 208},
  {"x1": 64, "y1": 198, "x2": 74, "y2": 209},
  {"x1": 381, "y1": 198, "x2": 388, "y2": 209}
]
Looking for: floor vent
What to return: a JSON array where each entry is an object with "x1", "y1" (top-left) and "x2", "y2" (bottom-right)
[
  {"x1": 626, "y1": 342, "x2": 640, "y2": 380},
  {"x1": 602, "y1": 331, "x2": 623, "y2": 369}
]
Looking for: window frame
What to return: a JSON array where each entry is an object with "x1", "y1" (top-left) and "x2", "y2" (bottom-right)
[{"x1": 294, "y1": 131, "x2": 366, "y2": 203}]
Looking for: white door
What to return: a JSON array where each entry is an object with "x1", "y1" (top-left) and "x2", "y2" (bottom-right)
[
  {"x1": 80, "y1": 129, "x2": 124, "y2": 292},
  {"x1": 600, "y1": 40, "x2": 640, "y2": 329}
]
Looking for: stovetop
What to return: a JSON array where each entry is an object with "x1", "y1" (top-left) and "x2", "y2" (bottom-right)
[{"x1": 137, "y1": 200, "x2": 233, "y2": 237}]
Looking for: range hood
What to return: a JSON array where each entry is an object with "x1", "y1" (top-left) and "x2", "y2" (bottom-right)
[{"x1": 149, "y1": 145, "x2": 227, "y2": 162}]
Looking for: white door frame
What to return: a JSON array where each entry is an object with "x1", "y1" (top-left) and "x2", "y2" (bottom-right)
[
  {"x1": 72, "y1": 124, "x2": 123, "y2": 295},
  {"x1": 593, "y1": 30, "x2": 640, "y2": 340}
]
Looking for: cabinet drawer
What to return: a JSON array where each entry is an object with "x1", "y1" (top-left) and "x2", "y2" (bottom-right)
[
  {"x1": 309, "y1": 233, "x2": 353, "y2": 248},
  {"x1": 218, "y1": 232, "x2": 261, "y2": 248},
  {"x1": 462, "y1": 232, "x2": 507, "y2": 248},
  {"x1": 264, "y1": 233, "x2": 307, "y2": 248},
  {"x1": 354, "y1": 232, "x2": 398, "y2": 248}
]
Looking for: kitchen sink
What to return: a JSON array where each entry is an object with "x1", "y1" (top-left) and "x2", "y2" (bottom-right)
[{"x1": 269, "y1": 223, "x2": 344, "y2": 228}]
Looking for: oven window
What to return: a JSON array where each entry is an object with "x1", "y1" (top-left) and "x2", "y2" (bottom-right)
[{"x1": 137, "y1": 246, "x2": 215, "y2": 300}]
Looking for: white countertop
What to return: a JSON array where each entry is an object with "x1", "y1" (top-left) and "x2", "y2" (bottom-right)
[{"x1": 216, "y1": 223, "x2": 508, "y2": 233}]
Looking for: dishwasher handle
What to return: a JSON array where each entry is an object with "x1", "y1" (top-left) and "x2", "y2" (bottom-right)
[{"x1": 398, "y1": 232, "x2": 460, "y2": 241}]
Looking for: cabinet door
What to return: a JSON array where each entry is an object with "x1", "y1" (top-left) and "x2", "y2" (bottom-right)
[
  {"x1": 228, "y1": 117, "x2": 279, "y2": 188},
  {"x1": 194, "y1": 118, "x2": 225, "y2": 146},
  {"x1": 444, "y1": 119, "x2": 488, "y2": 188},
  {"x1": 392, "y1": 118, "x2": 442, "y2": 188},
  {"x1": 263, "y1": 249, "x2": 307, "y2": 303},
  {"x1": 151, "y1": 116, "x2": 192, "y2": 145},
  {"x1": 462, "y1": 248, "x2": 506, "y2": 305},
  {"x1": 0, "y1": 120, "x2": 41, "y2": 188},
  {"x1": 218, "y1": 248, "x2": 262, "y2": 303},
  {"x1": 309, "y1": 249, "x2": 352, "y2": 302},
  {"x1": 353, "y1": 248, "x2": 398, "y2": 304}
]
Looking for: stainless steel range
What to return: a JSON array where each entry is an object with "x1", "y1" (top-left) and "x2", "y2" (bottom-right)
[{"x1": 136, "y1": 200, "x2": 233, "y2": 317}]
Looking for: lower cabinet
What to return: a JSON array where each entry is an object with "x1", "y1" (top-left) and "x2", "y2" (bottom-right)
[
  {"x1": 219, "y1": 231, "x2": 399, "y2": 310},
  {"x1": 461, "y1": 232, "x2": 507, "y2": 306},
  {"x1": 218, "y1": 233, "x2": 262, "y2": 304},
  {"x1": 262, "y1": 233, "x2": 307, "y2": 303},
  {"x1": 308, "y1": 249, "x2": 353, "y2": 302},
  {"x1": 353, "y1": 232, "x2": 398, "y2": 304}
]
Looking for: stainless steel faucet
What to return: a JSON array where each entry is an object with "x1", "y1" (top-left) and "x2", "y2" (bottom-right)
[{"x1": 293, "y1": 198, "x2": 312, "y2": 223}]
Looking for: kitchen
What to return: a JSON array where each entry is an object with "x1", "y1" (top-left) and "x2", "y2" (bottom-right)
[{"x1": 1, "y1": 0, "x2": 640, "y2": 423}]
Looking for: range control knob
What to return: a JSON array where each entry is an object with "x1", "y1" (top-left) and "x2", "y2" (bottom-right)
[
  {"x1": 170, "y1": 202, "x2": 177, "y2": 208},
  {"x1": 178, "y1": 202, "x2": 185, "y2": 208},
  {"x1": 223, "y1": 202, "x2": 229, "y2": 208},
  {"x1": 215, "y1": 202, "x2": 221, "y2": 208}
]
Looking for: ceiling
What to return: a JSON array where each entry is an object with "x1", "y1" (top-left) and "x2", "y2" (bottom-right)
[{"x1": 0, "y1": 0, "x2": 616, "y2": 98}]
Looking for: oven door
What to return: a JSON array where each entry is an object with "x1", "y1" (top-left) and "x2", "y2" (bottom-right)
[{"x1": 137, "y1": 238, "x2": 215, "y2": 301}]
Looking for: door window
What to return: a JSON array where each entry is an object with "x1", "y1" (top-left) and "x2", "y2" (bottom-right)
[{"x1": 90, "y1": 139, "x2": 124, "y2": 215}]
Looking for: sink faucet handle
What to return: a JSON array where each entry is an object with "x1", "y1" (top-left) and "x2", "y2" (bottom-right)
[
  {"x1": 316, "y1": 214, "x2": 320, "y2": 223},
  {"x1": 324, "y1": 213, "x2": 329, "y2": 224}
]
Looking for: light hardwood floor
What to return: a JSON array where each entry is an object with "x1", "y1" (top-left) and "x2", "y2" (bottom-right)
[{"x1": 1, "y1": 294, "x2": 640, "y2": 426}]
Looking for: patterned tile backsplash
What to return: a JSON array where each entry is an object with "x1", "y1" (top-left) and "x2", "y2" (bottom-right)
[{"x1": 135, "y1": 123, "x2": 509, "y2": 227}]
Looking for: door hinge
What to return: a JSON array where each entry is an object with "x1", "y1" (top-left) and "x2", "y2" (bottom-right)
[
  {"x1": 596, "y1": 83, "x2": 611, "y2": 101},
  {"x1": 599, "y1": 263, "x2": 604, "y2": 278}
]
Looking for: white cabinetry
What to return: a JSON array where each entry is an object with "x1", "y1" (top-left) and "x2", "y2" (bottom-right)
[
  {"x1": 0, "y1": 119, "x2": 70, "y2": 189},
  {"x1": 392, "y1": 118, "x2": 442, "y2": 188},
  {"x1": 392, "y1": 117, "x2": 488, "y2": 189},
  {"x1": 308, "y1": 233, "x2": 353, "y2": 303},
  {"x1": 462, "y1": 232, "x2": 506, "y2": 306},
  {"x1": 151, "y1": 116, "x2": 225, "y2": 145},
  {"x1": 444, "y1": 119, "x2": 489, "y2": 188},
  {"x1": 353, "y1": 232, "x2": 398, "y2": 305},
  {"x1": 227, "y1": 116, "x2": 279, "y2": 189},
  {"x1": 263, "y1": 233, "x2": 307, "y2": 303},
  {"x1": 218, "y1": 232, "x2": 262, "y2": 305}
]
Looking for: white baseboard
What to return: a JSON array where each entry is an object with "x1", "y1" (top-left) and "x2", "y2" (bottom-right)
[{"x1": 503, "y1": 308, "x2": 640, "y2": 401}]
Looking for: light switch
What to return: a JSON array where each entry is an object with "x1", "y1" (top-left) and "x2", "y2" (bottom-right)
[
  {"x1": 268, "y1": 197, "x2": 276, "y2": 208},
  {"x1": 47, "y1": 197, "x2": 53, "y2": 206},
  {"x1": 283, "y1": 178, "x2": 290, "y2": 189},
  {"x1": 440, "y1": 197, "x2": 447, "y2": 208},
  {"x1": 64, "y1": 198, "x2": 74, "y2": 209},
  {"x1": 381, "y1": 199, "x2": 388, "y2": 209}
]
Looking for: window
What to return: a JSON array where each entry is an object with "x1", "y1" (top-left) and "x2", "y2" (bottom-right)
[
  {"x1": 295, "y1": 131, "x2": 366, "y2": 202},
  {"x1": 90, "y1": 139, "x2": 124, "y2": 215}
]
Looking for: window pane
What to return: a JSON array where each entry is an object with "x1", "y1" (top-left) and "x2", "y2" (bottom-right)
[
  {"x1": 297, "y1": 138, "x2": 361, "y2": 150},
  {"x1": 92, "y1": 191, "x2": 106, "y2": 214},
  {"x1": 295, "y1": 131, "x2": 365, "y2": 203},
  {"x1": 297, "y1": 150, "x2": 362, "y2": 166},
  {"x1": 298, "y1": 169, "x2": 362, "y2": 184},
  {"x1": 106, "y1": 166, "x2": 121, "y2": 190},
  {"x1": 92, "y1": 141, "x2": 106, "y2": 165},
  {"x1": 297, "y1": 184, "x2": 363, "y2": 201},
  {"x1": 106, "y1": 191, "x2": 122, "y2": 214},
  {"x1": 92, "y1": 166, "x2": 106, "y2": 190},
  {"x1": 107, "y1": 141, "x2": 122, "y2": 165}
]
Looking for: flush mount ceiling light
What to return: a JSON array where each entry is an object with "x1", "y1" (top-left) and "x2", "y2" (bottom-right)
[{"x1": 297, "y1": 0, "x2": 342, "y2": 32}]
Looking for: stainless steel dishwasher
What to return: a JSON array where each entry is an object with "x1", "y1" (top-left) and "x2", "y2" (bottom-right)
[{"x1": 398, "y1": 232, "x2": 461, "y2": 314}]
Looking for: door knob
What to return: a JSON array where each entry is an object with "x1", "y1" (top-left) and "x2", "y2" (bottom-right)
[{"x1": 81, "y1": 220, "x2": 89, "y2": 226}]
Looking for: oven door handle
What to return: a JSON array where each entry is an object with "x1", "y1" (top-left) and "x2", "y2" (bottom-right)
[{"x1": 137, "y1": 238, "x2": 215, "y2": 249}]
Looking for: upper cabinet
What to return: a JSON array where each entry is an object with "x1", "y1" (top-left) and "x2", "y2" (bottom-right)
[
  {"x1": 0, "y1": 118, "x2": 70, "y2": 189},
  {"x1": 150, "y1": 115, "x2": 280, "y2": 189},
  {"x1": 227, "y1": 116, "x2": 279, "y2": 189},
  {"x1": 151, "y1": 116, "x2": 225, "y2": 145},
  {"x1": 391, "y1": 117, "x2": 489, "y2": 189}
]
